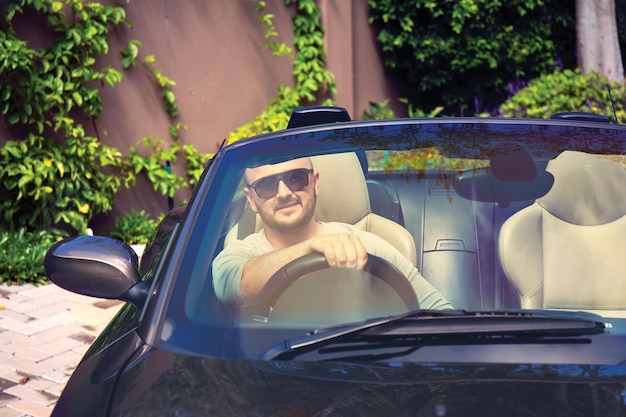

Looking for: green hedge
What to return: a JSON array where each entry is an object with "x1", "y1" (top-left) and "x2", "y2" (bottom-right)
[
  {"x1": 368, "y1": 0, "x2": 576, "y2": 114},
  {"x1": 499, "y1": 68, "x2": 626, "y2": 123},
  {"x1": 0, "y1": 228, "x2": 54, "y2": 285}
]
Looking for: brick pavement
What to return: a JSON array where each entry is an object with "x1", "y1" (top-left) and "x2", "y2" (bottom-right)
[{"x1": 0, "y1": 283, "x2": 123, "y2": 417}]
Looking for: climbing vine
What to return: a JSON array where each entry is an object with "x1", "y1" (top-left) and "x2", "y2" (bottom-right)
[
  {"x1": 226, "y1": 0, "x2": 336, "y2": 143},
  {"x1": 0, "y1": 0, "x2": 198, "y2": 236},
  {"x1": 0, "y1": 0, "x2": 130, "y2": 235},
  {"x1": 0, "y1": 0, "x2": 336, "y2": 238},
  {"x1": 0, "y1": 0, "x2": 345, "y2": 284}
]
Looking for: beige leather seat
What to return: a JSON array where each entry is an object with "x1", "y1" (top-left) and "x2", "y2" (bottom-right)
[
  {"x1": 498, "y1": 151, "x2": 626, "y2": 314},
  {"x1": 225, "y1": 152, "x2": 417, "y2": 265}
]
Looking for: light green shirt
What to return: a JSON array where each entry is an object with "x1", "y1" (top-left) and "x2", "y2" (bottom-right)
[{"x1": 212, "y1": 222, "x2": 453, "y2": 310}]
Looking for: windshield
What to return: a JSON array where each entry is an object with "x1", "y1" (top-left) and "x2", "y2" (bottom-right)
[{"x1": 163, "y1": 119, "x2": 626, "y2": 358}]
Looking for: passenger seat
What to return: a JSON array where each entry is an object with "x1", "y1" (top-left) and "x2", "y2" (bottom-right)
[{"x1": 498, "y1": 151, "x2": 626, "y2": 314}]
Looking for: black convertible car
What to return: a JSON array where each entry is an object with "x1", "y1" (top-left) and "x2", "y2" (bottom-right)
[{"x1": 46, "y1": 107, "x2": 626, "y2": 416}]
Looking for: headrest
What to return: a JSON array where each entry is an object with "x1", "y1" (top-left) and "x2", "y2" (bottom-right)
[
  {"x1": 538, "y1": 151, "x2": 626, "y2": 226},
  {"x1": 311, "y1": 152, "x2": 371, "y2": 224}
]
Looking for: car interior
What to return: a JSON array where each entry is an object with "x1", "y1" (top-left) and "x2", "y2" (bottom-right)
[
  {"x1": 193, "y1": 147, "x2": 626, "y2": 325},
  {"x1": 218, "y1": 150, "x2": 522, "y2": 313}
]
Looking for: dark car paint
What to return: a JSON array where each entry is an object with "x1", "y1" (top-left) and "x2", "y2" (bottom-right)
[
  {"x1": 139, "y1": 206, "x2": 187, "y2": 278},
  {"x1": 51, "y1": 306, "x2": 142, "y2": 417},
  {"x1": 105, "y1": 348, "x2": 626, "y2": 417},
  {"x1": 52, "y1": 308, "x2": 626, "y2": 416}
]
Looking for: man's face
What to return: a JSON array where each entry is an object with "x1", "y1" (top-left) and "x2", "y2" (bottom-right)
[{"x1": 244, "y1": 158, "x2": 319, "y2": 234}]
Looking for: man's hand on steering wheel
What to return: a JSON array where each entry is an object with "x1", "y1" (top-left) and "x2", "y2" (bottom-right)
[
  {"x1": 241, "y1": 233, "x2": 370, "y2": 299},
  {"x1": 307, "y1": 233, "x2": 368, "y2": 270}
]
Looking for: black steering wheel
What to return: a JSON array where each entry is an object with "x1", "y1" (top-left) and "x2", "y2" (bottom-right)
[{"x1": 252, "y1": 253, "x2": 419, "y2": 324}]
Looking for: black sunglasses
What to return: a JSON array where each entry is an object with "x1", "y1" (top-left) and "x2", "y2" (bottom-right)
[{"x1": 247, "y1": 168, "x2": 314, "y2": 199}]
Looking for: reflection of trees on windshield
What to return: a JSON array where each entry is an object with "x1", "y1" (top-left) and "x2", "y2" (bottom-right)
[
  {"x1": 307, "y1": 121, "x2": 626, "y2": 195},
  {"x1": 366, "y1": 148, "x2": 491, "y2": 196},
  {"x1": 121, "y1": 355, "x2": 626, "y2": 417},
  {"x1": 311, "y1": 120, "x2": 626, "y2": 160},
  {"x1": 367, "y1": 148, "x2": 490, "y2": 172}
]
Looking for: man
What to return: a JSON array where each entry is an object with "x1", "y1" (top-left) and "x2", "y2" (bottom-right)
[{"x1": 212, "y1": 157, "x2": 453, "y2": 310}]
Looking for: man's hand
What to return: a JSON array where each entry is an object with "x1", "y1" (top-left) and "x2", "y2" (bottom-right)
[{"x1": 308, "y1": 233, "x2": 368, "y2": 270}]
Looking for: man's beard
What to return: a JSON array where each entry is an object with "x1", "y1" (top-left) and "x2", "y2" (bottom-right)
[{"x1": 259, "y1": 194, "x2": 316, "y2": 234}]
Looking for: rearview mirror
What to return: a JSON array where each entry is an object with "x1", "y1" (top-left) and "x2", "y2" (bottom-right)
[{"x1": 454, "y1": 167, "x2": 554, "y2": 203}]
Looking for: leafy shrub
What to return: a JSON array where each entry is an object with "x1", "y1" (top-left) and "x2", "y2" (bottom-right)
[
  {"x1": 109, "y1": 209, "x2": 159, "y2": 245},
  {"x1": 0, "y1": 132, "x2": 205, "y2": 237},
  {"x1": 0, "y1": 228, "x2": 55, "y2": 285},
  {"x1": 361, "y1": 99, "x2": 444, "y2": 120},
  {"x1": 0, "y1": 134, "x2": 124, "y2": 236},
  {"x1": 183, "y1": 143, "x2": 214, "y2": 188},
  {"x1": 361, "y1": 100, "x2": 397, "y2": 120},
  {"x1": 499, "y1": 68, "x2": 626, "y2": 122},
  {"x1": 367, "y1": 0, "x2": 576, "y2": 114}
]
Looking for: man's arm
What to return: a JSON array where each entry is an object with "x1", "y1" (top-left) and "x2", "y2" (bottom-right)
[
  {"x1": 212, "y1": 233, "x2": 369, "y2": 303},
  {"x1": 240, "y1": 234, "x2": 368, "y2": 299},
  {"x1": 405, "y1": 268, "x2": 454, "y2": 310}
]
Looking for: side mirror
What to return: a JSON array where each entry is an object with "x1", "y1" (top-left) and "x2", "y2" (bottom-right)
[{"x1": 45, "y1": 235, "x2": 148, "y2": 307}]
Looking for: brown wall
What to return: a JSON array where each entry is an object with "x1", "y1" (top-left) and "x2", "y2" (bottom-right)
[
  {"x1": 4, "y1": 0, "x2": 402, "y2": 233},
  {"x1": 97, "y1": 0, "x2": 401, "y2": 152}
]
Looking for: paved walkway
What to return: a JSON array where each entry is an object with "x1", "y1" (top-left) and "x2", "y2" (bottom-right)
[{"x1": 0, "y1": 283, "x2": 123, "y2": 417}]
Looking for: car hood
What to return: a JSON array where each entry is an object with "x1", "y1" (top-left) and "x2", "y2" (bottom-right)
[{"x1": 111, "y1": 349, "x2": 626, "y2": 417}]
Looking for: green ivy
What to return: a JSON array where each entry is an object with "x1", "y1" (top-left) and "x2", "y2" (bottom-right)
[
  {"x1": 0, "y1": 0, "x2": 207, "y2": 238},
  {"x1": 254, "y1": 0, "x2": 293, "y2": 57},
  {"x1": 227, "y1": 0, "x2": 336, "y2": 142},
  {"x1": 361, "y1": 98, "x2": 445, "y2": 120},
  {"x1": 0, "y1": 0, "x2": 338, "y2": 243},
  {"x1": 145, "y1": 55, "x2": 180, "y2": 119},
  {"x1": 0, "y1": 0, "x2": 129, "y2": 135},
  {"x1": 183, "y1": 143, "x2": 213, "y2": 188},
  {"x1": 287, "y1": 0, "x2": 336, "y2": 102},
  {"x1": 124, "y1": 136, "x2": 188, "y2": 198}
]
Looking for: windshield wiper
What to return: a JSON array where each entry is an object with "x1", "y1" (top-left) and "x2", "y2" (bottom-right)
[{"x1": 260, "y1": 310, "x2": 607, "y2": 361}]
